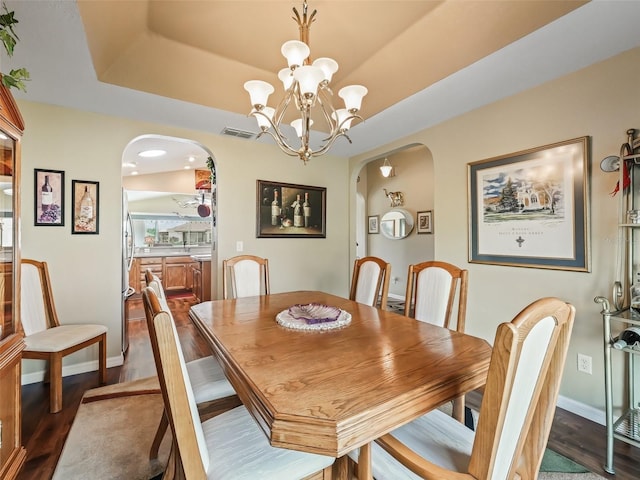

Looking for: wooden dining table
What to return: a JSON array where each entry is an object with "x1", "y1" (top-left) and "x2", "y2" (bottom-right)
[{"x1": 189, "y1": 290, "x2": 492, "y2": 479}]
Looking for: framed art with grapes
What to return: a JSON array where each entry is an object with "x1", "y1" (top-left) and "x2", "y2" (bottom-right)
[
  {"x1": 34, "y1": 168, "x2": 65, "y2": 226},
  {"x1": 256, "y1": 180, "x2": 326, "y2": 238}
]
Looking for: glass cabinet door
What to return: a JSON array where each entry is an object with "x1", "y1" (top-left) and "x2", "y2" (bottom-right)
[{"x1": 0, "y1": 132, "x2": 14, "y2": 341}]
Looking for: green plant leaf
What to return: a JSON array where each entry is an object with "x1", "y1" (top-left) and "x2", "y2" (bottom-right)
[
  {"x1": 1, "y1": 68, "x2": 29, "y2": 92},
  {"x1": 0, "y1": 3, "x2": 30, "y2": 91},
  {"x1": 0, "y1": 29, "x2": 15, "y2": 56}
]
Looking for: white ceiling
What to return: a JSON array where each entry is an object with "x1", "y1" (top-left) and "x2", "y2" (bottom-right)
[{"x1": 5, "y1": 1, "x2": 640, "y2": 176}]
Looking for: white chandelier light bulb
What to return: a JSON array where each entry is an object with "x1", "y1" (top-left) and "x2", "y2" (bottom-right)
[
  {"x1": 312, "y1": 57, "x2": 338, "y2": 83},
  {"x1": 331, "y1": 108, "x2": 353, "y2": 131},
  {"x1": 293, "y1": 65, "x2": 325, "y2": 97},
  {"x1": 291, "y1": 118, "x2": 313, "y2": 138},
  {"x1": 244, "y1": 80, "x2": 275, "y2": 108},
  {"x1": 278, "y1": 68, "x2": 294, "y2": 90},
  {"x1": 380, "y1": 158, "x2": 393, "y2": 177},
  {"x1": 339, "y1": 85, "x2": 368, "y2": 112},
  {"x1": 281, "y1": 40, "x2": 310, "y2": 68},
  {"x1": 253, "y1": 106, "x2": 275, "y2": 130}
]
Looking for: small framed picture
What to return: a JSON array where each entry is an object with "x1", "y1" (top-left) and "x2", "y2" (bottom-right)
[
  {"x1": 417, "y1": 210, "x2": 433, "y2": 234},
  {"x1": 368, "y1": 215, "x2": 379, "y2": 234},
  {"x1": 34, "y1": 168, "x2": 65, "y2": 226},
  {"x1": 71, "y1": 180, "x2": 99, "y2": 234}
]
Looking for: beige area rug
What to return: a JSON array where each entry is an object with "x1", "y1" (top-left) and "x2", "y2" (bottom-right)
[
  {"x1": 53, "y1": 378, "x2": 604, "y2": 479},
  {"x1": 52, "y1": 377, "x2": 170, "y2": 480}
]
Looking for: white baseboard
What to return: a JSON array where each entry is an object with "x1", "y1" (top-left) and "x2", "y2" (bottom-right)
[
  {"x1": 21, "y1": 354, "x2": 125, "y2": 385},
  {"x1": 557, "y1": 393, "x2": 606, "y2": 426}
]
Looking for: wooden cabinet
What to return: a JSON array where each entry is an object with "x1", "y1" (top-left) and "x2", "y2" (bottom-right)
[
  {"x1": 137, "y1": 257, "x2": 162, "y2": 292},
  {"x1": 132, "y1": 256, "x2": 200, "y2": 293},
  {"x1": 0, "y1": 85, "x2": 25, "y2": 479},
  {"x1": 191, "y1": 260, "x2": 211, "y2": 302},
  {"x1": 164, "y1": 256, "x2": 195, "y2": 291},
  {"x1": 128, "y1": 257, "x2": 140, "y2": 293}
]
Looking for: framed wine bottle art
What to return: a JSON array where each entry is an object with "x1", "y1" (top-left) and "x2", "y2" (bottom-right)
[
  {"x1": 34, "y1": 168, "x2": 65, "y2": 226},
  {"x1": 71, "y1": 179, "x2": 99, "y2": 234},
  {"x1": 256, "y1": 180, "x2": 326, "y2": 238}
]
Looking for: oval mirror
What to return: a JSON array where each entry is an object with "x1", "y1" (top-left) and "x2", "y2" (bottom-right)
[{"x1": 380, "y1": 209, "x2": 414, "y2": 240}]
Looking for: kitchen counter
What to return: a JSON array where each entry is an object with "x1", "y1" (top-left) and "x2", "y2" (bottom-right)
[
  {"x1": 134, "y1": 247, "x2": 211, "y2": 258},
  {"x1": 190, "y1": 254, "x2": 211, "y2": 261}
]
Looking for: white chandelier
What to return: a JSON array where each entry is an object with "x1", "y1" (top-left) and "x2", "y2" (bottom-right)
[{"x1": 244, "y1": 1, "x2": 367, "y2": 164}]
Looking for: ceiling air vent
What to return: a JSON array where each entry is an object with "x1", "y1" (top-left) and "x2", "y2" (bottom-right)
[{"x1": 220, "y1": 127, "x2": 256, "y2": 140}]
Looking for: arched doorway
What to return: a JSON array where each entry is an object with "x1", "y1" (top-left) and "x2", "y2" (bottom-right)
[
  {"x1": 352, "y1": 144, "x2": 433, "y2": 302},
  {"x1": 120, "y1": 134, "x2": 217, "y2": 352}
]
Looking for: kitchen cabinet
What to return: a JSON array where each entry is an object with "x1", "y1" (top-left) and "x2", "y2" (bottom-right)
[
  {"x1": 191, "y1": 260, "x2": 211, "y2": 302},
  {"x1": 138, "y1": 257, "x2": 162, "y2": 292},
  {"x1": 0, "y1": 85, "x2": 25, "y2": 479},
  {"x1": 594, "y1": 128, "x2": 640, "y2": 474},
  {"x1": 128, "y1": 257, "x2": 140, "y2": 293},
  {"x1": 132, "y1": 256, "x2": 201, "y2": 293},
  {"x1": 164, "y1": 256, "x2": 196, "y2": 291}
]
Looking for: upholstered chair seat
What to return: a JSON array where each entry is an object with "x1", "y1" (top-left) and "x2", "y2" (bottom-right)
[{"x1": 23, "y1": 324, "x2": 107, "y2": 352}]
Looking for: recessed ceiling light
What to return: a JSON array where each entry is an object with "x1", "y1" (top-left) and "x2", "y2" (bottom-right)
[
  {"x1": 122, "y1": 161, "x2": 137, "y2": 168},
  {"x1": 188, "y1": 156, "x2": 195, "y2": 162},
  {"x1": 131, "y1": 171, "x2": 139, "y2": 175},
  {"x1": 184, "y1": 165, "x2": 191, "y2": 170},
  {"x1": 138, "y1": 149, "x2": 166, "y2": 158}
]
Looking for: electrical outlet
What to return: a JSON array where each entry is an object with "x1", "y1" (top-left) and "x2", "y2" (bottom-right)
[
  {"x1": 236, "y1": 241, "x2": 243, "y2": 252},
  {"x1": 577, "y1": 353, "x2": 592, "y2": 374}
]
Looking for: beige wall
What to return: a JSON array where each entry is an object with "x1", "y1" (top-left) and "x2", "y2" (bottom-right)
[
  {"x1": 350, "y1": 47, "x2": 640, "y2": 419},
  {"x1": 17, "y1": 45, "x2": 640, "y2": 420},
  {"x1": 18, "y1": 102, "x2": 350, "y2": 379},
  {"x1": 363, "y1": 145, "x2": 435, "y2": 298}
]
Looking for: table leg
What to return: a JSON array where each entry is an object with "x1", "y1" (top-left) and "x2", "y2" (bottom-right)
[{"x1": 358, "y1": 443, "x2": 373, "y2": 480}]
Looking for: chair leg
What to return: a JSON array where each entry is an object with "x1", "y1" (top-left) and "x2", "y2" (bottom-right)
[
  {"x1": 150, "y1": 412, "x2": 169, "y2": 460},
  {"x1": 50, "y1": 354, "x2": 63, "y2": 413},
  {"x1": 98, "y1": 334, "x2": 107, "y2": 385}
]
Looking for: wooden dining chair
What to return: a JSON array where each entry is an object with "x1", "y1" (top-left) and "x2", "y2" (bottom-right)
[
  {"x1": 404, "y1": 260, "x2": 468, "y2": 330},
  {"x1": 144, "y1": 270, "x2": 239, "y2": 460},
  {"x1": 349, "y1": 297, "x2": 575, "y2": 480},
  {"x1": 405, "y1": 260, "x2": 469, "y2": 421},
  {"x1": 20, "y1": 259, "x2": 107, "y2": 413},
  {"x1": 141, "y1": 286, "x2": 335, "y2": 479},
  {"x1": 222, "y1": 254, "x2": 270, "y2": 299},
  {"x1": 349, "y1": 256, "x2": 391, "y2": 310}
]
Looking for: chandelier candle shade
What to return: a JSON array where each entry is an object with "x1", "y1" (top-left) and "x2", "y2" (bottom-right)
[{"x1": 244, "y1": 1, "x2": 367, "y2": 164}]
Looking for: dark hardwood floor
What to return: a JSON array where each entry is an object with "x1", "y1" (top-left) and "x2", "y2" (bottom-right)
[{"x1": 16, "y1": 293, "x2": 640, "y2": 480}]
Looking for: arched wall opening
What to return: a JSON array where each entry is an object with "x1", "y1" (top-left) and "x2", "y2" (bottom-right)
[
  {"x1": 352, "y1": 143, "x2": 434, "y2": 300},
  {"x1": 120, "y1": 134, "x2": 218, "y2": 350}
]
